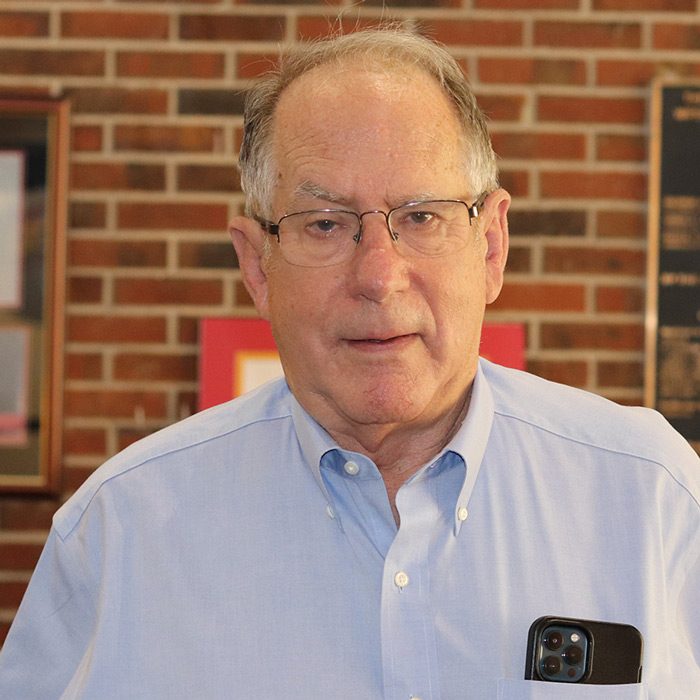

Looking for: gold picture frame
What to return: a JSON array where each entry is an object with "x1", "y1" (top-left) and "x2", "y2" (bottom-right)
[{"x1": 0, "y1": 97, "x2": 69, "y2": 493}]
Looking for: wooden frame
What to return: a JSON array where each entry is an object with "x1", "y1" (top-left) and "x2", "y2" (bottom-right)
[{"x1": 0, "y1": 97, "x2": 69, "y2": 493}]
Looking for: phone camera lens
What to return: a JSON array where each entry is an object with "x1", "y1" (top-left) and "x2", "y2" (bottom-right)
[
  {"x1": 542, "y1": 655, "x2": 562, "y2": 676},
  {"x1": 544, "y1": 630, "x2": 564, "y2": 651},
  {"x1": 565, "y1": 645, "x2": 584, "y2": 665}
]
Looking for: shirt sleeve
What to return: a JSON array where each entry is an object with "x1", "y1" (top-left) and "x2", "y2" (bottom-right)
[{"x1": 0, "y1": 527, "x2": 97, "y2": 698}]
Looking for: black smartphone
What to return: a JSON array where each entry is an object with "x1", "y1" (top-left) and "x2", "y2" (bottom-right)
[{"x1": 525, "y1": 616, "x2": 643, "y2": 684}]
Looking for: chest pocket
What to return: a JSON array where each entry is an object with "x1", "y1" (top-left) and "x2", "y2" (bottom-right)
[{"x1": 497, "y1": 679, "x2": 648, "y2": 700}]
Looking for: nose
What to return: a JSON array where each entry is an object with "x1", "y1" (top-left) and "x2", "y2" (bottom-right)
[{"x1": 347, "y1": 212, "x2": 410, "y2": 302}]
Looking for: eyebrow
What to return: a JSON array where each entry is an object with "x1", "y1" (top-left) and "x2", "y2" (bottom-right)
[
  {"x1": 292, "y1": 181, "x2": 440, "y2": 209},
  {"x1": 292, "y1": 181, "x2": 350, "y2": 206}
]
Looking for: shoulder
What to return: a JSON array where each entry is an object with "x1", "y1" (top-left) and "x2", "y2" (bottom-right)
[
  {"x1": 480, "y1": 358, "x2": 700, "y2": 487},
  {"x1": 54, "y1": 378, "x2": 293, "y2": 537}
]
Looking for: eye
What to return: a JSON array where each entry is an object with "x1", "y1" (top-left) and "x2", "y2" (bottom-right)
[
  {"x1": 405, "y1": 210, "x2": 436, "y2": 226},
  {"x1": 309, "y1": 218, "x2": 340, "y2": 234}
]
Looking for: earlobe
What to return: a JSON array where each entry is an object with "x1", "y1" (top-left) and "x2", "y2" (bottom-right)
[
  {"x1": 482, "y1": 188, "x2": 510, "y2": 305},
  {"x1": 229, "y1": 216, "x2": 270, "y2": 320}
]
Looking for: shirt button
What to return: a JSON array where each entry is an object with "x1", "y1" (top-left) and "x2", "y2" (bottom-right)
[
  {"x1": 394, "y1": 571, "x2": 409, "y2": 588},
  {"x1": 325, "y1": 505, "x2": 335, "y2": 519},
  {"x1": 458, "y1": 507, "x2": 468, "y2": 521},
  {"x1": 344, "y1": 460, "x2": 360, "y2": 476}
]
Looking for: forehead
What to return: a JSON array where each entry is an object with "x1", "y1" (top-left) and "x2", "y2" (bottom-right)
[{"x1": 270, "y1": 62, "x2": 468, "y2": 203}]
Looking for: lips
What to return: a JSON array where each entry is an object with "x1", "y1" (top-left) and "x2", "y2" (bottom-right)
[{"x1": 345, "y1": 333, "x2": 416, "y2": 348}]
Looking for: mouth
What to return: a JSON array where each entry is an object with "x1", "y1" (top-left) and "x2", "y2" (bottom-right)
[{"x1": 345, "y1": 334, "x2": 416, "y2": 349}]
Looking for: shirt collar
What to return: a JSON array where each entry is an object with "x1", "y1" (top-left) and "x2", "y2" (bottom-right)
[{"x1": 290, "y1": 358, "x2": 495, "y2": 533}]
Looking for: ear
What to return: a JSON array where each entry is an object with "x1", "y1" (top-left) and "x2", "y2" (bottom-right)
[
  {"x1": 229, "y1": 216, "x2": 270, "y2": 320},
  {"x1": 481, "y1": 188, "x2": 510, "y2": 304}
]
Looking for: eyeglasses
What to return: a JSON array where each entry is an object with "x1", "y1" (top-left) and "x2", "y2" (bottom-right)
[{"x1": 254, "y1": 196, "x2": 487, "y2": 268}]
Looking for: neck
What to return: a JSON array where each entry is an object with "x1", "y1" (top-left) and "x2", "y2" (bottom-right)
[{"x1": 325, "y1": 384, "x2": 473, "y2": 520}]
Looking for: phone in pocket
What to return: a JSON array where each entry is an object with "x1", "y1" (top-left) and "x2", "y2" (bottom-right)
[{"x1": 525, "y1": 616, "x2": 643, "y2": 684}]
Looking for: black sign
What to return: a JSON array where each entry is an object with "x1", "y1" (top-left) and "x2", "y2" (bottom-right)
[{"x1": 646, "y1": 82, "x2": 700, "y2": 452}]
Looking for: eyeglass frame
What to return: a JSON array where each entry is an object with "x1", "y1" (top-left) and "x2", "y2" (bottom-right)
[{"x1": 253, "y1": 194, "x2": 489, "y2": 263}]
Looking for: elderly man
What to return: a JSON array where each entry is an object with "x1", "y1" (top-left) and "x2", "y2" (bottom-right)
[{"x1": 1, "y1": 27, "x2": 699, "y2": 699}]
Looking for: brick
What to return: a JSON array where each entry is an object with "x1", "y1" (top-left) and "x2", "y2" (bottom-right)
[
  {"x1": 71, "y1": 162, "x2": 165, "y2": 192},
  {"x1": 67, "y1": 88, "x2": 168, "y2": 115},
  {"x1": 0, "y1": 581, "x2": 28, "y2": 609},
  {"x1": 114, "y1": 278, "x2": 223, "y2": 305},
  {"x1": 178, "y1": 317, "x2": 199, "y2": 345},
  {"x1": 0, "y1": 543, "x2": 44, "y2": 570},
  {"x1": 499, "y1": 170, "x2": 530, "y2": 197},
  {"x1": 596, "y1": 210, "x2": 647, "y2": 239},
  {"x1": 479, "y1": 58, "x2": 586, "y2": 85},
  {"x1": 597, "y1": 361, "x2": 644, "y2": 388},
  {"x1": 491, "y1": 283, "x2": 586, "y2": 311},
  {"x1": 177, "y1": 164, "x2": 240, "y2": 193},
  {"x1": 596, "y1": 285, "x2": 645, "y2": 312},
  {"x1": 68, "y1": 276, "x2": 103, "y2": 303},
  {"x1": 63, "y1": 428, "x2": 107, "y2": 456},
  {"x1": 61, "y1": 11, "x2": 170, "y2": 39},
  {"x1": 62, "y1": 466, "x2": 99, "y2": 494},
  {"x1": 117, "y1": 51, "x2": 225, "y2": 79},
  {"x1": 113, "y1": 353, "x2": 197, "y2": 381},
  {"x1": 534, "y1": 21, "x2": 641, "y2": 48},
  {"x1": 117, "y1": 428, "x2": 154, "y2": 452},
  {"x1": 118, "y1": 202, "x2": 228, "y2": 231},
  {"x1": 177, "y1": 391, "x2": 198, "y2": 418},
  {"x1": 527, "y1": 360, "x2": 588, "y2": 387},
  {"x1": 235, "y1": 279, "x2": 254, "y2": 306},
  {"x1": 180, "y1": 14, "x2": 285, "y2": 41},
  {"x1": 538, "y1": 96, "x2": 645, "y2": 124},
  {"x1": 0, "y1": 50, "x2": 104, "y2": 76},
  {"x1": 596, "y1": 134, "x2": 647, "y2": 162},
  {"x1": 178, "y1": 241, "x2": 239, "y2": 269},
  {"x1": 297, "y1": 16, "x2": 393, "y2": 40},
  {"x1": 476, "y1": 94, "x2": 526, "y2": 122},
  {"x1": 70, "y1": 239, "x2": 167, "y2": 267},
  {"x1": 362, "y1": 0, "x2": 459, "y2": 6},
  {"x1": 64, "y1": 390, "x2": 167, "y2": 419},
  {"x1": 595, "y1": 0, "x2": 695, "y2": 9},
  {"x1": 419, "y1": 20, "x2": 524, "y2": 46},
  {"x1": 71, "y1": 125, "x2": 103, "y2": 152},
  {"x1": 237, "y1": 52, "x2": 279, "y2": 79},
  {"x1": 65, "y1": 352, "x2": 103, "y2": 380},
  {"x1": 0, "y1": 500, "x2": 56, "y2": 531},
  {"x1": 544, "y1": 246, "x2": 646, "y2": 275},
  {"x1": 69, "y1": 201, "x2": 106, "y2": 229},
  {"x1": 508, "y1": 210, "x2": 586, "y2": 237},
  {"x1": 0, "y1": 12, "x2": 49, "y2": 36},
  {"x1": 505, "y1": 246, "x2": 531, "y2": 273},
  {"x1": 654, "y1": 24, "x2": 700, "y2": 51},
  {"x1": 478, "y1": 0, "x2": 577, "y2": 5},
  {"x1": 115, "y1": 125, "x2": 223, "y2": 152},
  {"x1": 540, "y1": 322, "x2": 644, "y2": 350},
  {"x1": 492, "y1": 132, "x2": 586, "y2": 160},
  {"x1": 540, "y1": 171, "x2": 647, "y2": 201},
  {"x1": 67, "y1": 315, "x2": 167, "y2": 343},
  {"x1": 178, "y1": 89, "x2": 246, "y2": 116}
]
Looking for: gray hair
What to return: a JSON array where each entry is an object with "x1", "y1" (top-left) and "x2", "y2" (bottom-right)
[{"x1": 238, "y1": 26, "x2": 499, "y2": 218}]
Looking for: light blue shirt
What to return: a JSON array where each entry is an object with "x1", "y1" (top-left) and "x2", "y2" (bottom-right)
[{"x1": 1, "y1": 359, "x2": 700, "y2": 699}]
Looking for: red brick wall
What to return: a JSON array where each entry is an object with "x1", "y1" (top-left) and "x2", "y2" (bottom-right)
[{"x1": 1, "y1": 0, "x2": 698, "y2": 643}]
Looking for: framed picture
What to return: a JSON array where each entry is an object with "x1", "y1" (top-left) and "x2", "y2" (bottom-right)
[
  {"x1": 646, "y1": 80, "x2": 700, "y2": 454},
  {"x1": 0, "y1": 97, "x2": 69, "y2": 493}
]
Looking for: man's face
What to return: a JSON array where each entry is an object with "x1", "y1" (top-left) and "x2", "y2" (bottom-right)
[{"x1": 233, "y1": 63, "x2": 509, "y2": 446}]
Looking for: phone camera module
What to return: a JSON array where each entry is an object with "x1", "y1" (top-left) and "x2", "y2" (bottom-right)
[{"x1": 538, "y1": 625, "x2": 589, "y2": 683}]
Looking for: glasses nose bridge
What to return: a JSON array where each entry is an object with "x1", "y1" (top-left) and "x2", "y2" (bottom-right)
[{"x1": 356, "y1": 209, "x2": 398, "y2": 243}]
